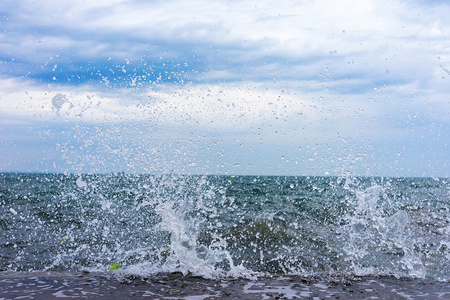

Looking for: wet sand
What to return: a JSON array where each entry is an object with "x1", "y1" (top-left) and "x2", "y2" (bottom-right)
[{"x1": 1, "y1": 271, "x2": 449, "y2": 299}]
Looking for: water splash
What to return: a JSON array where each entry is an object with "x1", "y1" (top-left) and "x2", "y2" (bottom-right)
[
  {"x1": 339, "y1": 177, "x2": 427, "y2": 278},
  {"x1": 51, "y1": 93, "x2": 73, "y2": 115},
  {"x1": 1, "y1": 174, "x2": 448, "y2": 281}
]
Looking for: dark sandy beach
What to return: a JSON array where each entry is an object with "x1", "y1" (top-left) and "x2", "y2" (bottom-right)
[{"x1": 1, "y1": 271, "x2": 449, "y2": 299}]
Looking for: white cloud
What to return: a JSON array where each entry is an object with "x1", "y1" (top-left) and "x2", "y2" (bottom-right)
[
  {"x1": 1, "y1": 0, "x2": 449, "y2": 175},
  {"x1": 3, "y1": 75, "x2": 441, "y2": 143},
  {"x1": 5, "y1": 1, "x2": 450, "y2": 58}
]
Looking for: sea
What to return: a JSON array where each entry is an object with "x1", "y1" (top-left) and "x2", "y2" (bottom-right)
[{"x1": 1, "y1": 173, "x2": 449, "y2": 283}]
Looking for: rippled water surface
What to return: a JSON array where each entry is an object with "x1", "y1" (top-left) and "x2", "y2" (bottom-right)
[{"x1": 1, "y1": 174, "x2": 449, "y2": 281}]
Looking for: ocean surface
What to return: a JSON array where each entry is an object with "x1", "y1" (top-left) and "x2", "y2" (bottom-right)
[{"x1": 1, "y1": 173, "x2": 449, "y2": 281}]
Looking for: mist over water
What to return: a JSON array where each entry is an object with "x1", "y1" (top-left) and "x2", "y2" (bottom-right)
[{"x1": 1, "y1": 173, "x2": 448, "y2": 281}]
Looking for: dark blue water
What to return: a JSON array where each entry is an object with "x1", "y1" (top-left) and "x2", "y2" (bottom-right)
[{"x1": 0, "y1": 173, "x2": 449, "y2": 281}]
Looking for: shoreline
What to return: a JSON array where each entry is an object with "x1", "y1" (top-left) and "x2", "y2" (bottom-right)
[{"x1": 1, "y1": 271, "x2": 449, "y2": 299}]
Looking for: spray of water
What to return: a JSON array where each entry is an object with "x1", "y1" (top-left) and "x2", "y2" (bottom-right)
[
  {"x1": 339, "y1": 176, "x2": 426, "y2": 278},
  {"x1": 4, "y1": 172, "x2": 447, "y2": 280}
]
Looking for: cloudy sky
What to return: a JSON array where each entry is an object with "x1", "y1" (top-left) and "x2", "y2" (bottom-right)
[{"x1": 1, "y1": 0, "x2": 449, "y2": 176}]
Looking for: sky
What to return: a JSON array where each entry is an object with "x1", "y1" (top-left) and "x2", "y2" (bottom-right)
[{"x1": 0, "y1": 0, "x2": 449, "y2": 176}]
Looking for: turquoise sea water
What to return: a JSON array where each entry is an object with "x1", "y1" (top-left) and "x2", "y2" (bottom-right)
[{"x1": 0, "y1": 174, "x2": 449, "y2": 281}]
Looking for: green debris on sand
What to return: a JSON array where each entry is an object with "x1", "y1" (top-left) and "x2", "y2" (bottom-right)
[{"x1": 109, "y1": 263, "x2": 122, "y2": 272}]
